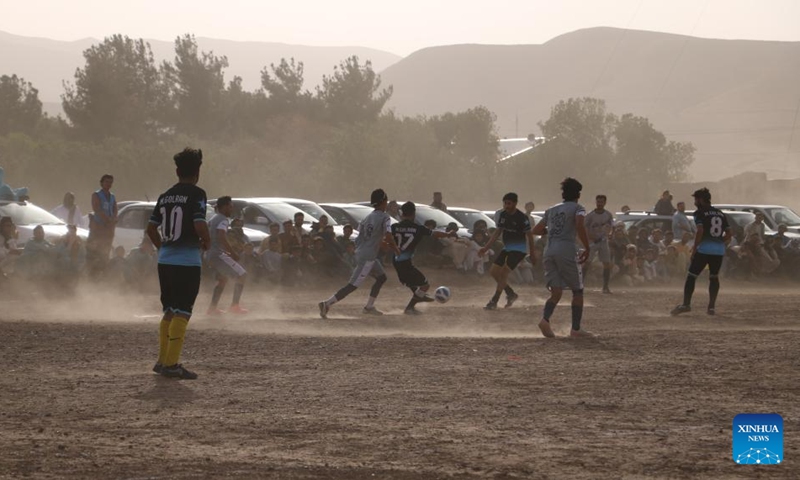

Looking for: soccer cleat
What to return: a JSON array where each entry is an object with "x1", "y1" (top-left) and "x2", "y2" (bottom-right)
[
  {"x1": 152, "y1": 362, "x2": 163, "y2": 374},
  {"x1": 670, "y1": 304, "x2": 692, "y2": 316},
  {"x1": 570, "y1": 329, "x2": 597, "y2": 338},
  {"x1": 206, "y1": 307, "x2": 226, "y2": 316},
  {"x1": 228, "y1": 305, "x2": 249, "y2": 315},
  {"x1": 404, "y1": 308, "x2": 423, "y2": 315},
  {"x1": 484, "y1": 301, "x2": 498, "y2": 311},
  {"x1": 538, "y1": 320, "x2": 556, "y2": 338},
  {"x1": 362, "y1": 307, "x2": 384, "y2": 316},
  {"x1": 504, "y1": 292, "x2": 519, "y2": 308},
  {"x1": 419, "y1": 295, "x2": 435, "y2": 303},
  {"x1": 707, "y1": 308, "x2": 716, "y2": 316},
  {"x1": 318, "y1": 302, "x2": 329, "y2": 319},
  {"x1": 161, "y1": 364, "x2": 198, "y2": 380}
]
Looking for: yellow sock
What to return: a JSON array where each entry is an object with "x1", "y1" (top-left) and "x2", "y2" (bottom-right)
[
  {"x1": 164, "y1": 316, "x2": 189, "y2": 367},
  {"x1": 158, "y1": 317, "x2": 171, "y2": 364}
]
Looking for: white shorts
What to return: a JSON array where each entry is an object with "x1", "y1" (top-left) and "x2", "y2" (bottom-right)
[
  {"x1": 209, "y1": 252, "x2": 247, "y2": 278},
  {"x1": 588, "y1": 240, "x2": 611, "y2": 264},
  {"x1": 543, "y1": 253, "x2": 584, "y2": 291},
  {"x1": 348, "y1": 259, "x2": 386, "y2": 287}
]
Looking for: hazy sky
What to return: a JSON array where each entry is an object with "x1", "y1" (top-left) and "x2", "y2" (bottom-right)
[{"x1": 1, "y1": 0, "x2": 798, "y2": 55}]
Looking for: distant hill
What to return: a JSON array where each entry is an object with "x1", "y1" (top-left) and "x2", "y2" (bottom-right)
[
  {"x1": 380, "y1": 27, "x2": 800, "y2": 181},
  {"x1": 0, "y1": 30, "x2": 401, "y2": 114}
]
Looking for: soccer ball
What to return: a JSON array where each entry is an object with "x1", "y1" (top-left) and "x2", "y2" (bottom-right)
[{"x1": 434, "y1": 286, "x2": 451, "y2": 304}]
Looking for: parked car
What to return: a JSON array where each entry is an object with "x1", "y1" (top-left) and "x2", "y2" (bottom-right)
[
  {"x1": 320, "y1": 203, "x2": 397, "y2": 228},
  {"x1": 253, "y1": 197, "x2": 355, "y2": 238},
  {"x1": 115, "y1": 201, "x2": 267, "y2": 252},
  {"x1": 715, "y1": 204, "x2": 800, "y2": 234},
  {"x1": 447, "y1": 207, "x2": 496, "y2": 231},
  {"x1": 0, "y1": 200, "x2": 89, "y2": 246}
]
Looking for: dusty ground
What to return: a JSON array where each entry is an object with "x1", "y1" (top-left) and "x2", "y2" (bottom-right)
[{"x1": 1, "y1": 274, "x2": 798, "y2": 479}]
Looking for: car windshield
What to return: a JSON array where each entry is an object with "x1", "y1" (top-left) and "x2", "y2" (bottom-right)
[
  {"x1": 725, "y1": 212, "x2": 756, "y2": 229},
  {"x1": 450, "y1": 210, "x2": 496, "y2": 230},
  {"x1": 415, "y1": 207, "x2": 463, "y2": 228},
  {"x1": 0, "y1": 202, "x2": 64, "y2": 226},
  {"x1": 335, "y1": 205, "x2": 375, "y2": 225},
  {"x1": 766, "y1": 207, "x2": 800, "y2": 227},
  {"x1": 286, "y1": 201, "x2": 339, "y2": 225},
  {"x1": 258, "y1": 203, "x2": 311, "y2": 224}
]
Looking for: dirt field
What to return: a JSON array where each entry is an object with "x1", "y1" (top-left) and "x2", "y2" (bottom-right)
[{"x1": 1, "y1": 275, "x2": 798, "y2": 479}]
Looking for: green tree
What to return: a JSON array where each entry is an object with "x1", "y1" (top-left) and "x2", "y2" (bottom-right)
[
  {"x1": 261, "y1": 58, "x2": 319, "y2": 116},
  {"x1": 0, "y1": 74, "x2": 43, "y2": 135},
  {"x1": 62, "y1": 35, "x2": 169, "y2": 139},
  {"x1": 162, "y1": 34, "x2": 229, "y2": 136},
  {"x1": 429, "y1": 106, "x2": 499, "y2": 166},
  {"x1": 317, "y1": 56, "x2": 392, "y2": 124}
]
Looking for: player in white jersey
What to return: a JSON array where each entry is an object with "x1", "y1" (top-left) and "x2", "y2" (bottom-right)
[
  {"x1": 532, "y1": 178, "x2": 594, "y2": 338},
  {"x1": 318, "y1": 189, "x2": 401, "y2": 318},
  {"x1": 583, "y1": 194, "x2": 615, "y2": 294},
  {"x1": 206, "y1": 196, "x2": 248, "y2": 315}
]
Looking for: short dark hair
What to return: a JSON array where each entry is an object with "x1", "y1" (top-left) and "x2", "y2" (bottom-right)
[
  {"x1": 294, "y1": 212, "x2": 304, "y2": 219},
  {"x1": 371, "y1": 188, "x2": 388, "y2": 207},
  {"x1": 561, "y1": 177, "x2": 583, "y2": 201},
  {"x1": 401, "y1": 201, "x2": 416, "y2": 217},
  {"x1": 216, "y1": 196, "x2": 232, "y2": 208},
  {"x1": 502, "y1": 192, "x2": 518, "y2": 203},
  {"x1": 100, "y1": 174, "x2": 114, "y2": 183},
  {"x1": 596, "y1": 194, "x2": 607, "y2": 201},
  {"x1": 343, "y1": 223, "x2": 353, "y2": 230},
  {"x1": 174, "y1": 148, "x2": 203, "y2": 179},
  {"x1": 692, "y1": 187, "x2": 711, "y2": 202}
]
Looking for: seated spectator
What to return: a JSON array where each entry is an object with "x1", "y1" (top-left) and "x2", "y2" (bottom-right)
[
  {"x1": 310, "y1": 215, "x2": 330, "y2": 236},
  {"x1": 416, "y1": 220, "x2": 445, "y2": 266},
  {"x1": 471, "y1": 219, "x2": 489, "y2": 236},
  {"x1": 620, "y1": 205, "x2": 631, "y2": 214},
  {"x1": 744, "y1": 213, "x2": 767, "y2": 245},
  {"x1": 280, "y1": 220, "x2": 298, "y2": 254},
  {"x1": 663, "y1": 245, "x2": 684, "y2": 279},
  {"x1": 259, "y1": 223, "x2": 282, "y2": 255},
  {"x1": 342, "y1": 242, "x2": 357, "y2": 270},
  {"x1": 125, "y1": 236, "x2": 157, "y2": 289},
  {"x1": 463, "y1": 230, "x2": 492, "y2": 275},
  {"x1": 282, "y1": 245, "x2": 304, "y2": 287},
  {"x1": 627, "y1": 226, "x2": 639, "y2": 246},
  {"x1": 621, "y1": 245, "x2": 644, "y2": 286},
  {"x1": 440, "y1": 222, "x2": 469, "y2": 269},
  {"x1": 55, "y1": 225, "x2": 86, "y2": 291},
  {"x1": 18, "y1": 225, "x2": 54, "y2": 279},
  {"x1": 649, "y1": 229, "x2": 667, "y2": 255},
  {"x1": 663, "y1": 230, "x2": 675, "y2": 247},
  {"x1": 0, "y1": 217, "x2": 23, "y2": 274},
  {"x1": 641, "y1": 249, "x2": 659, "y2": 282},
  {"x1": 610, "y1": 226, "x2": 629, "y2": 275},
  {"x1": 636, "y1": 228, "x2": 652, "y2": 253},
  {"x1": 260, "y1": 237, "x2": 284, "y2": 283},
  {"x1": 774, "y1": 224, "x2": 793, "y2": 249},
  {"x1": 107, "y1": 246, "x2": 127, "y2": 284},
  {"x1": 337, "y1": 224, "x2": 355, "y2": 250}
]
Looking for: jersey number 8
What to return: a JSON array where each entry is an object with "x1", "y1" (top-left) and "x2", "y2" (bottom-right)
[{"x1": 709, "y1": 216, "x2": 723, "y2": 237}]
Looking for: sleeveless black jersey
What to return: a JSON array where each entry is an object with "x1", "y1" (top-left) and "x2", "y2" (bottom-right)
[
  {"x1": 391, "y1": 219, "x2": 433, "y2": 262},
  {"x1": 497, "y1": 209, "x2": 531, "y2": 253},
  {"x1": 150, "y1": 183, "x2": 207, "y2": 266}
]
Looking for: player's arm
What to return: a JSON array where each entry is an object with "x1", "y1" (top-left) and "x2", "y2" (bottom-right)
[
  {"x1": 479, "y1": 228, "x2": 503, "y2": 256},
  {"x1": 217, "y1": 224, "x2": 238, "y2": 260},
  {"x1": 576, "y1": 215, "x2": 591, "y2": 264},
  {"x1": 382, "y1": 217, "x2": 401, "y2": 255},
  {"x1": 432, "y1": 231, "x2": 457, "y2": 240},
  {"x1": 192, "y1": 196, "x2": 211, "y2": 250},
  {"x1": 526, "y1": 230, "x2": 536, "y2": 265},
  {"x1": 531, "y1": 219, "x2": 547, "y2": 236},
  {"x1": 691, "y1": 225, "x2": 704, "y2": 256},
  {"x1": 147, "y1": 202, "x2": 162, "y2": 249}
]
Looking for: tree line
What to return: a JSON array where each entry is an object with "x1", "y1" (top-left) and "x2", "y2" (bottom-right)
[{"x1": 0, "y1": 34, "x2": 694, "y2": 209}]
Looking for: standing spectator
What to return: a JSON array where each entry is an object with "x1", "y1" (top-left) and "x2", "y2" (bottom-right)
[
  {"x1": 52, "y1": 192, "x2": 86, "y2": 228},
  {"x1": 293, "y1": 212, "x2": 307, "y2": 239},
  {"x1": 654, "y1": 190, "x2": 675, "y2": 215},
  {"x1": 430, "y1": 192, "x2": 448, "y2": 212},
  {"x1": 387, "y1": 201, "x2": 400, "y2": 220},
  {"x1": 524, "y1": 201, "x2": 536, "y2": 218},
  {"x1": 310, "y1": 215, "x2": 330, "y2": 236},
  {"x1": 87, "y1": 174, "x2": 118, "y2": 278},
  {"x1": 672, "y1": 201, "x2": 696, "y2": 240}
]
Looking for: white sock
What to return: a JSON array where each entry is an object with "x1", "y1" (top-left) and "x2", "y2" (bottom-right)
[
  {"x1": 365, "y1": 296, "x2": 376, "y2": 308},
  {"x1": 325, "y1": 295, "x2": 338, "y2": 307},
  {"x1": 414, "y1": 288, "x2": 427, "y2": 298}
]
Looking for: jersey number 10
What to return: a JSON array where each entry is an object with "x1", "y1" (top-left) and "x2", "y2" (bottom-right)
[{"x1": 160, "y1": 206, "x2": 184, "y2": 242}]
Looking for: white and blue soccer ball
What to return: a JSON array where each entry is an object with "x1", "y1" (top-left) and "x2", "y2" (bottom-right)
[{"x1": 434, "y1": 286, "x2": 451, "y2": 304}]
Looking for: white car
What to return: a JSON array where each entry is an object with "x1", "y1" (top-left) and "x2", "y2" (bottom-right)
[
  {"x1": 715, "y1": 204, "x2": 800, "y2": 234},
  {"x1": 114, "y1": 202, "x2": 268, "y2": 252},
  {"x1": 0, "y1": 200, "x2": 89, "y2": 246}
]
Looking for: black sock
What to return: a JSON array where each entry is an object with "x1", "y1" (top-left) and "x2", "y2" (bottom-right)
[
  {"x1": 370, "y1": 275, "x2": 387, "y2": 299},
  {"x1": 491, "y1": 290, "x2": 502, "y2": 304},
  {"x1": 232, "y1": 283, "x2": 244, "y2": 305},
  {"x1": 683, "y1": 275, "x2": 697, "y2": 306},
  {"x1": 543, "y1": 300, "x2": 557, "y2": 321},
  {"x1": 571, "y1": 304, "x2": 583, "y2": 331},
  {"x1": 334, "y1": 283, "x2": 358, "y2": 301},
  {"x1": 709, "y1": 277, "x2": 720, "y2": 309},
  {"x1": 211, "y1": 284, "x2": 224, "y2": 307},
  {"x1": 603, "y1": 269, "x2": 611, "y2": 289},
  {"x1": 504, "y1": 285, "x2": 515, "y2": 296}
]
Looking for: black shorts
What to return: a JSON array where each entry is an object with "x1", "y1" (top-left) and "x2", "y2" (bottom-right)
[
  {"x1": 394, "y1": 260, "x2": 428, "y2": 289},
  {"x1": 494, "y1": 250, "x2": 527, "y2": 270},
  {"x1": 158, "y1": 264, "x2": 202, "y2": 317},
  {"x1": 688, "y1": 253, "x2": 724, "y2": 277}
]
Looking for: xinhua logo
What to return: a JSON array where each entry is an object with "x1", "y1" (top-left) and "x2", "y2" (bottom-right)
[{"x1": 732, "y1": 414, "x2": 783, "y2": 465}]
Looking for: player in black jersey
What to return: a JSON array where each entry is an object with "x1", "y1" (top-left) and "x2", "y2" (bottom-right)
[
  {"x1": 478, "y1": 192, "x2": 534, "y2": 310},
  {"x1": 671, "y1": 188, "x2": 731, "y2": 316},
  {"x1": 392, "y1": 202, "x2": 457, "y2": 314},
  {"x1": 146, "y1": 148, "x2": 211, "y2": 380}
]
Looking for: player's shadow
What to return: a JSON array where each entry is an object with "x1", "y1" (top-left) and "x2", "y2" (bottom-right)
[{"x1": 134, "y1": 376, "x2": 199, "y2": 406}]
